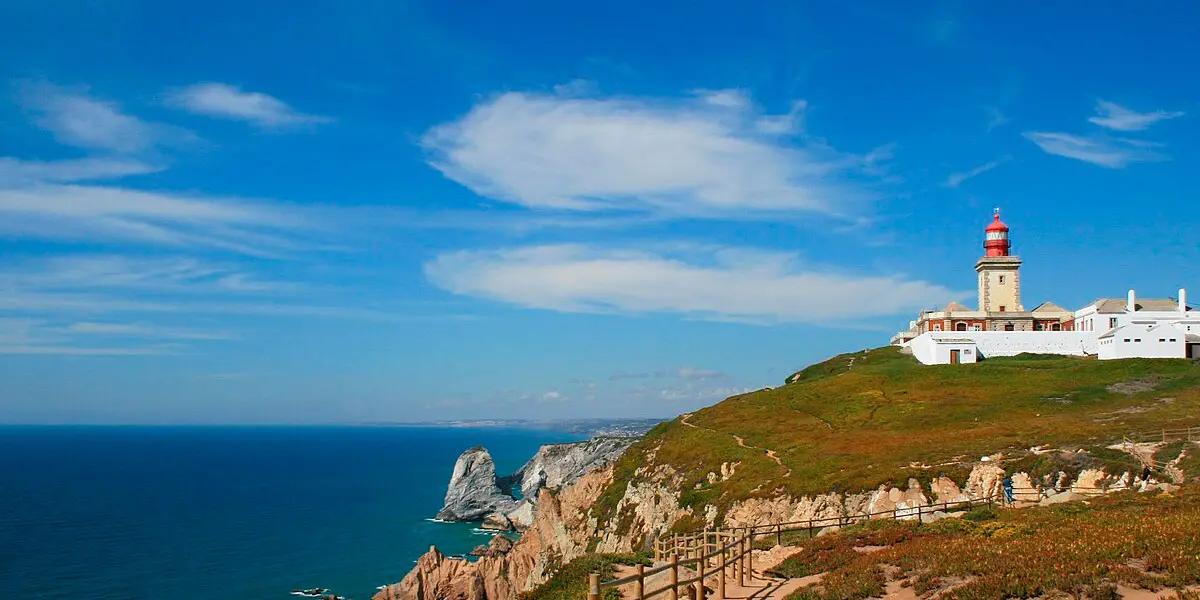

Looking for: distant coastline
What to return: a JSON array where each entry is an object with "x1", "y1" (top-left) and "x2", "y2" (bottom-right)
[{"x1": 359, "y1": 418, "x2": 665, "y2": 437}]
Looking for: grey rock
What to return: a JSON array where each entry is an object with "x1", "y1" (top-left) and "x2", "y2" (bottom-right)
[
  {"x1": 435, "y1": 437, "x2": 636, "y2": 524},
  {"x1": 512, "y1": 437, "x2": 636, "y2": 503},
  {"x1": 436, "y1": 446, "x2": 520, "y2": 521},
  {"x1": 505, "y1": 499, "x2": 536, "y2": 530}
]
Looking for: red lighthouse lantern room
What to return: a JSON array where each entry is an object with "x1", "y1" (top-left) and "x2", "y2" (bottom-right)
[{"x1": 984, "y1": 208, "x2": 1010, "y2": 257}]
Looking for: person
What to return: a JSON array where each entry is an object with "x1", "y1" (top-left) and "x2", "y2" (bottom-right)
[{"x1": 1002, "y1": 476, "x2": 1014, "y2": 504}]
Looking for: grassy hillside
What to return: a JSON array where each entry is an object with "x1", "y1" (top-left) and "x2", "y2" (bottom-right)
[
  {"x1": 774, "y1": 485, "x2": 1200, "y2": 600},
  {"x1": 595, "y1": 347, "x2": 1200, "y2": 527}
]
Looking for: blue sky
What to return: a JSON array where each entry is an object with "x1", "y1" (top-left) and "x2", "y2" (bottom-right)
[{"x1": 1, "y1": 1, "x2": 1198, "y2": 423}]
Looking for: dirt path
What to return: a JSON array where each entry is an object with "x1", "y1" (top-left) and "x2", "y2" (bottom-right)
[{"x1": 681, "y1": 414, "x2": 791, "y2": 478}]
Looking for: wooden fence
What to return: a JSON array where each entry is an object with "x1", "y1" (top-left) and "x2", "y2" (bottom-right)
[
  {"x1": 589, "y1": 497, "x2": 992, "y2": 600},
  {"x1": 589, "y1": 426, "x2": 1198, "y2": 600},
  {"x1": 1125, "y1": 426, "x2": 1200, "y2": 445}
]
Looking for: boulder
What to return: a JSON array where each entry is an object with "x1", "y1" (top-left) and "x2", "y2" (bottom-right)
[
  {"x1": 505, "y1": 499, "x2": 536, "y2": 531},
  {"x1": 468, "y1": 544, "x2": 490, "y2": 557},
  {"x1": 436, "y1": 447, "x2": 520, "y2": 522},
  {"x1": 487, "y1": 534, "x2": 514, "y2": 556},
  {"x1": 482, "y1": 512, "x2": 514, "y2": 531}
]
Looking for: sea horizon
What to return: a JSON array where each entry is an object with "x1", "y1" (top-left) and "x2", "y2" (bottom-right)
[{"x1": 0, "y1": 424, "x2": 605, "y2": 600}]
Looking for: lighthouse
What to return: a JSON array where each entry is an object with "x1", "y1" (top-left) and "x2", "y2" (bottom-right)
[
  {"x1": 975, "y1": 208, "x2": 1023, "y2": 313},
  {"x1": 983, "y1": 208, "x2": 1011, "y2": 257}
]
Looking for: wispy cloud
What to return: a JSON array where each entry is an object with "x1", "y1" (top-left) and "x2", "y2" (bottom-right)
[
  {"x1": 984, "y1": 107, "x2": 1011, "y2": 132},
  {"x1": 421, "y1": 87, "x2": 888, "y2": 219},
  {"x1": 1087, "y1": 100, "x2": 1184, "y2": 132},
  {"x1": 1022, "y1": 132, "x2": 1163, "y2": 168},
  {"x1": 0, "y1": 185, "x2": 316, "y2": 256},
  {"x1": 425, "y1": 244, "x2": 964, "y2": 324},
  {"x1": 67, "y1": 321, "x2": 238, "y2": 341},
  {"x1": 165, "y1": 83, "x2": 333, "y2": 129},
  {"x1": 943, "y1": 157, "x2": 1007, "y2": 188},
  {"x1": 18, "y1": 82, "x2": 195, "y2": 154},
  {"x1": 0, "y1": 157, "x2": 163, "y2": 186}
]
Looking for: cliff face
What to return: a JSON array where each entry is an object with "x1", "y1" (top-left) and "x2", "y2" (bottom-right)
[
  {"x1": 512, "y1": 437, "x2": 636, "y2": 502},
  {"x1": 436, "y1": 438, "x2": 636, "y2": 524},
  {"x1": 437, "y1": 447, "x2": 519, "y2": 522},
  {"x1": 381, "y1": 445, "x2": 1176, "y2": 600},
  {"x1": 376, "y1": 466, "x2": 613, "y2": 600}
]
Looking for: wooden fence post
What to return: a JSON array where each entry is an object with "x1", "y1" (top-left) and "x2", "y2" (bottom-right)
[
  {"x1": 717, "y1": 539, "x2": 726, "y2": 600},
  {"x1": 636, "y1": 564, "x2": 645, "y2": 600},
  {"x1": 746, "y1": 531, "x2": 754, "y2": 584},
  {"x1": 776, "y1": 523, "x2": 782, "y2": 546},
  {"x1": 696, "y1": 546, "x2": 706, "y2": 600},
  {"x1": 670, "y1": 555, "x2": 679, "y2": 600},
  {"x1": 737, "y1": 535, "x2": 745, "y2": 587},
  {"x1": 588, "y1": 573, "x2": 600, "y2": 600}
]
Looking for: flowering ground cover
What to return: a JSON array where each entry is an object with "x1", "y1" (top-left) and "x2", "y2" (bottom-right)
[{"x1": 776, "y1": 485, "x2": 1200, "y2": 600}]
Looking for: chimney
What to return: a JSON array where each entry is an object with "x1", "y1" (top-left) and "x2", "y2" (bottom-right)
[
  {"x1": 1127, "y1": 289, "x2": 1136, "y2": 313},
  {"x1": 1181, "y1": 288, "x2": 1188, "y2": 313}
]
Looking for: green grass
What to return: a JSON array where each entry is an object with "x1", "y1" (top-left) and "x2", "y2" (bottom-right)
[
  {"x1": 593, "y1": 347, "x2": 1200, "y2": 526},
  {"x1": 519, "y1": 553, "x2": 651, "y2": 600},
  {"x1": 781, "y1": 485, "x2": 1200, "y2": 600}
]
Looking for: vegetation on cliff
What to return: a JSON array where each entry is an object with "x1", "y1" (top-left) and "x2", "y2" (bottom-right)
[
  {"x1": 594, "y1": 347, "x2": 1200, "y2": 528},
  {"x1": 519, "y1": 553, "x2": 651, "y2": 600},
  {"x1": 775, "y1": 484, "x2": 1200, "y2": 600}
]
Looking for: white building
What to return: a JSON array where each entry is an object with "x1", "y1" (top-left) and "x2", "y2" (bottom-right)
[
  {"x1": 1097, "y1": 322, "x2": 1199, "y2": 360},
  {"x1": 893, "y1": 212, "x2": 1198, "y2": 364}
]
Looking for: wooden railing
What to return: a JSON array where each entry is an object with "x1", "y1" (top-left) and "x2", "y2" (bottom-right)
[
  {"x1": 1125, "y1": 426, "x2": 1200, "y2": 445},
  {"x1": 590, "y1": 426, "x2": 1199, "y2": 600},
  {"x1": 590, "y1": 497, "x2": 992, "y2": 600}
]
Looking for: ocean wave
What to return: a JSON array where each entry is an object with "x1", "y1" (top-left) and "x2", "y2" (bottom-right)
[{"x1": 424, "y1": 518, "x2": 449, "y2": 523}]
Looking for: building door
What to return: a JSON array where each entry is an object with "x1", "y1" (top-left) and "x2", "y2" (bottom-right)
[
  {"x1": 1190, "y1": 344, "x2": 1199, "y2": 359},
  {"x1": 950, "y1": 349, "x2": 961, "y2": 364}
]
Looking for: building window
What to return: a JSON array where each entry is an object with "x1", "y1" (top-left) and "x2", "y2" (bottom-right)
[
  {"x1": 999, "y1": 305, "x2": 1006, "y2": 312},
  {"x1": 1004, "y1": 323, "x2": 1015, "y2": 331},
  {"x1": 1035, "y1": 323, "x2": 1044, "y2": 331},
  {"x1": 1053, "y1": 324, "x2": 1061, "y2": 331},
  {"x1": 1110, "y1": 318, "x2": 1118, "y2": 328},
  {"x1": 1124, "y1": 339, "x2": 1130, "y2": 342},
  {"x1": 1171, "y1": 338, "x2": 1177, "y2": 342},
  {"x1": 933, "y1": 325, "x2": 941, "y2": 331},
  {"x1": 999, "y1": 275, "x2": 1006, "y2": 284},
  {"x1": 956, "y1": 323, "x2": 967, "y2": 331},
  {"x1": 1160, "y1": 339, "x2": 1166, "y2": 342},
  {"x1": 1135, "y1": 339, "x2": 1142, "y2": 342}
]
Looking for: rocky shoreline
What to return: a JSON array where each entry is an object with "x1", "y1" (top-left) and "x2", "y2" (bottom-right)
[{"x1": 373, "y1": 438, "x2": 1183, "y2": 600}]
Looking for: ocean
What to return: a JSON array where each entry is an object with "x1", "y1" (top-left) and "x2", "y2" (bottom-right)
[{"x1": 0, "y1": 426, "x2": 587, "y2": 600}]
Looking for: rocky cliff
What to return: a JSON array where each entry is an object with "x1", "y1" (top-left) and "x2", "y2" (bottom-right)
[
  {"x1": 436, "y1": 447, "x2": 519, "y2": 522},
  {"x1": 379, "y1": 440, "x2": 1184, "y2": 600},
  {"x1": 436, "y1": 437, "x2": 636, "y2": 524},
  {"x1": 511, "y1": 437, "x2": 636, "y2": 502},
  {"x1": 376, "y1": 466, "x2": 612, "y2": 600}
]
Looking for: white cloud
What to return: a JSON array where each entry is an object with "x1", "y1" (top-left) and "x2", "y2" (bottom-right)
[
  {"x1": 943, "y1": 158, "x2": 1006, "y2": 188},
  {"x1": 0, "y1": 345, "x2": 171, "y2": 356},
  {"x1": 984, "y1": 107, "x2": 1011, "y2": 132},
  {"x1": 0, "y1": 157, "x2": 163, "y2": 186},
  {"x1": 165, "y1": 83, "x2": 333, "y2": 129},
  {"x1": 1088, "y1": 100, "x2": 1184, "y2": 132},
  {"x1": 420, "y1": 88, "x2": 882, "y2": 218},
  {"x1": 0, "y1": 184, "x2": 311, "y2": 255},
  {"x1": 425, "y1": 244, "x2": 964, "y2": 323},
  {"x1": 1022, "y1": 132, "x2": 1163, "y2": 168},
  {"x1": 67, "y1": 322, "x2": 237, "y2": 341},
  {"x1": 19, "y1": 82, "x2": 194, "y2": 153}
]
